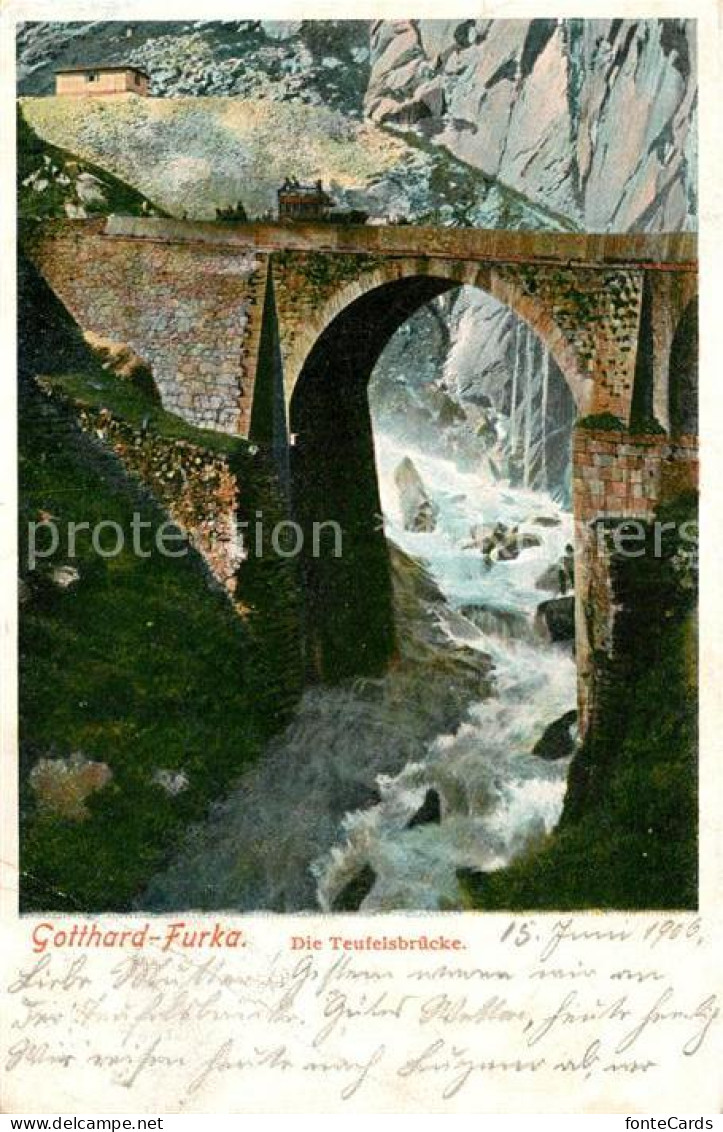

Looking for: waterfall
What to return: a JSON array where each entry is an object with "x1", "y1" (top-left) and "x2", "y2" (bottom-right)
[
  {"x1": 522, "y1": 327, "x2": 535, "y2": 489},
  {"x1": 509, "y1": 318, "x2": 520, "y2": 454},
  {"x1": 540, "y1": 343, "x2": 550, "y2": 492}
]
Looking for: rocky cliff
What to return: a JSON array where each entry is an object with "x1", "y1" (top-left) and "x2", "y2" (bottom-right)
[
  {"x1": 365, "y1": 19, "x2": 696, "y2": 232},
  {"x1": 17, "y1": 18, "x2": 697, "y2": 232}
]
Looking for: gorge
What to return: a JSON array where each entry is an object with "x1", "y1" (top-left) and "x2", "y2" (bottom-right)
[
  {"x1": 141, "y1": 292, "x2": 580, "y2": 912},
  {"x1": 17, "y1": 18, "x2": 699, "y2": 913}
]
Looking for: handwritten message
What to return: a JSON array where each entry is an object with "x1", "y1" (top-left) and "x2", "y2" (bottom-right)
[{"x1": 2, "y1": 915, "x2": 719, "y2": 1112}]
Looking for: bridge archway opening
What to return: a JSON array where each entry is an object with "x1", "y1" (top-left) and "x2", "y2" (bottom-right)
[
  {"x1": 289, "y1": 275, "x2": 577, "y2": 685},
  {"x1": 368, "y1": 284, "x2": 577, "y2": 499}
]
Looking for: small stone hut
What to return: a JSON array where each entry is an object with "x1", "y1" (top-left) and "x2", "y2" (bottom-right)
[{"x1": 55, "y1": 65, "x2": 150, "y2": 97}]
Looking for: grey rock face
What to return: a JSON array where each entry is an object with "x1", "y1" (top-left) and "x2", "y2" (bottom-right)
[
  {"x1": 536, "y1": 595, "x2": 575, "y2": 642},
  {"x1": 394, "y1": 456, "x2": 438, "y2": 532},
  {"x1": 18, "y1": 19, "x2": 695, "y2": 233},
  {"x1": 365, "y1": 18, "x2": 697, "y2": 232},
  {"x1": 16, "y1": 20, "x2": 372, "y2": 116},
  {"x1": 532, "y1": 709, "x2": 578, "y2": 760}
]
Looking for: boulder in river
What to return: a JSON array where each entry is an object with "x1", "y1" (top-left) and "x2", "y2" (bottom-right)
[
  {"x1": 519, "y1": 532, "x2": 543, "y2": 550},
  {"x1": 468, "y1": 520, "x2": 508, "y2": 554},
  {"x1": 469, "y1": 523, "x2": 542, "y2": 561},
  {"x1": 535, "y1": 563, "x2": 565, "y2": 592},
  {"x1": 536, "y1": 595, "x2": 575, "y2": 642},
  {"x1": 460, "y1": 604, "x2": 533, "y2": 642},
  {"x1": 407, "y1": 788, "x2": 441, "y2": 828},
  {"x1": 394, "y1": 456, "x2": 438, "y2": 533},
  {"x1": 532, "y1": 710, "x2": 578, "y2": 760},
  {"x1": 331, "y1": 863, "x2": 377, "y2": 912},
  {"x1": 494, "y1": 539, "x2": 519, "y2": 562},
  {"x1": 535, "y1": 548, "x2": 575, "y2": 594}
]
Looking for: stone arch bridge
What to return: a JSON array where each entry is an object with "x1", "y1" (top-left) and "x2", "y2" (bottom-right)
[{"x1": 23, "y1": 217, "x2": 698, "y2": 735}]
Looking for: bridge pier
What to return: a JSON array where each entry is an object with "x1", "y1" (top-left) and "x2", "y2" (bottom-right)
[{"x1": 572, "y1": 427, "x2": 698, "y2": 739}]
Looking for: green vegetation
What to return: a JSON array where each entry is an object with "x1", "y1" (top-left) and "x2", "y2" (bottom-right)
[
  {"x1": 275, "y1": 249, "x2": 384, "y2": 296},
  {"x1": 39, "y1": 369, "x2": 244, "y2": 457},
  {"x1": 460, "y1": 493, "x2": 698, "y2": 910},
  {"x1": 19, "y1": 259, "x2": 301, "y2": 911},
  {"x1": 575, "y1": 411, "x2": 625, "y2": 432},
  {"x1": 20, "y1": 94, "x2": 578, "y2": 229},
  {"x1": 18, "y1": 104, "x2": 162, "y2": 220},
  {"x1": 628, "y1": 414, "x2": 667, "y2": 436}
]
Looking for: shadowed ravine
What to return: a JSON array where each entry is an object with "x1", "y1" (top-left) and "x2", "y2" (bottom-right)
[{"x1": 141, "y1": 423, "x2": 577, "y2": 913}]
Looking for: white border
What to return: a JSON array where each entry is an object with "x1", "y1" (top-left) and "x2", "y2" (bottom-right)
[{"x1": 1, "y1": 3, "x2": 720, "y2": 1114}]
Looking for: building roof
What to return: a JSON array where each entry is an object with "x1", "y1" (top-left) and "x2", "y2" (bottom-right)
[
  {"x1": 55, "y1": 64, "x2": 150, "y2": 79},
  {"x1": 278, "y1": 179, "x2": 331, "y2": 197}
]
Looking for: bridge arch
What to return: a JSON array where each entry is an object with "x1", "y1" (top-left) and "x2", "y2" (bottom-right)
[
  {"x1": 21, "y1": 218, "x2": 697, "y2": 726},
  {"x1": 280, "y1": 258, "x2": 597, "y2": 419},
  {"x1": 287, "y1": 270, "x2": 575, "y2": 683}
]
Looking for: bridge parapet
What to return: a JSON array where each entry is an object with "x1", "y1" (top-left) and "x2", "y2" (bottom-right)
[
  {"x1": 22, "y1": 218, "x2": 697, "y2": 438},
  {"x1": 103, "y1": 215, "x2": 697, "y2": 268}
]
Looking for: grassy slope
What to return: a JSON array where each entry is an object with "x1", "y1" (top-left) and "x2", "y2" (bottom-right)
[
  {"x1": 18, "y1": 104, "x2": 163, "y2": 219},
  {"x1": 18, "y1": 260, "x2": 298, "y2": 912},
  {"x1": 461, "y1": 497, "x2": 699, "y2": 911},
  {"x1": 20, "y1": 95, "x2": 414, "y2": 219},
  {"x1": 38, "y1": 368, "x2": 242, "y2": 456},
  {"x1": 20, "y1": 95, "x2": 577, "y2": 229}
]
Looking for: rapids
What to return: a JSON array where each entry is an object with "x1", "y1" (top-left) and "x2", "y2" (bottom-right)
[
  {"x1": 142, "y1": 428, "x2": 577, "y2": 913},
  {"x1": 313, "y1": 432, "x2": 577, "y2": 911}
]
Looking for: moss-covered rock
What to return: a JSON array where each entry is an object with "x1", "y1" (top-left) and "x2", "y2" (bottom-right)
[{"x1": 460, "y1": 492, "x2": 698, "y2": 911}]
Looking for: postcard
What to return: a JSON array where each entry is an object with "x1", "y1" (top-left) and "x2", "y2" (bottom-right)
[{"x1": 1, "y1": 0, "x2": 720, "y2": 1114}]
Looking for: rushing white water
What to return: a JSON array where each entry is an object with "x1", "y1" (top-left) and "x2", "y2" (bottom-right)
[
  {"x1": 142, "y1": 416, "x2": 577, "y2": 915},
  {"x1": 313, "y1": 432, "x2": 577, "y2": 912}
]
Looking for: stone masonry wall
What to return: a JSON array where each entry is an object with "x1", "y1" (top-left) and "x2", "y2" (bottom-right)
[
  {"x1": 26, "y1": 221, "x2": 696, "y2": 439},
  {"x1": 573, "y1": 426, "x2": 698, "y2": 738},
  {"x1": 25, "y1": 221, "x2": 267, "y2": 435},
  {"x1": 573, "y1": 428, "x2": 699, "y2": 522},
  {"x1": 273, "y1": 250, "x2": 647, "y2": 420},
  {"x1": 270, "y1": 249, "x2": 388, "y2": 395},
  {"x1": 496, "y1": 265, "x2": 644, "y2": 421},
  {"x1": 40, "y1": 387, "x2": 246, "y2": 597}
]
